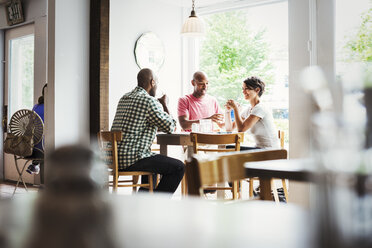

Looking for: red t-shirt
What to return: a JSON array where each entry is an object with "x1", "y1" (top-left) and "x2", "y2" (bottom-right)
[{"x1": 177, "y1": 94, "x2": 222, "y2": 122}]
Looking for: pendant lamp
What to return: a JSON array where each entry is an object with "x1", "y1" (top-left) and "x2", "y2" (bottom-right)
[{"x1": 181, "y1": 0, "x2": 205, "y2": 37}]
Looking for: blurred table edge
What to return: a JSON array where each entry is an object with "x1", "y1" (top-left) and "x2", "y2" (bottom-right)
[{"x1": 244, "y1": 158, "x2": 318, "y2": 200}]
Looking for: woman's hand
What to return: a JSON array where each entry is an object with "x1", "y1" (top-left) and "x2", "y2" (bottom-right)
[{"x1": 225, "y1": 100, "x2": 239, "y2": 110}]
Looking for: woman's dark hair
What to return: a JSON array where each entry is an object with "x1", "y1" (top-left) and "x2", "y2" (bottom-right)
[
  {"x1": 37, "y1": 84, "x2": 47, "y2": 104},
  {"x1": 243, "y1": 76, "x2": 265, "y2": 97}
]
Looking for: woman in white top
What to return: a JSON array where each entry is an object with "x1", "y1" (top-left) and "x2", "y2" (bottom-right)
[{"x1": 226, "y1": 76, "x2": 279, "y2": 149}]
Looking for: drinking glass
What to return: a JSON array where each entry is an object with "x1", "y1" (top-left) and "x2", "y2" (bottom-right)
[{"x1": 200, "y1": 119, "x2": 212, "y2": 133}]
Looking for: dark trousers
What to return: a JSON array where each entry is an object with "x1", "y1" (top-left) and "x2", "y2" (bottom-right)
[
  {"x1": 226, "y1": 145, "x2": 260, "y2": 151},
  {"x1": 125, "y1": 154, "x2": 185, "y2": 194},
  {"x1": 25, "y1": 149, "x2": 44, "y2": 184}
]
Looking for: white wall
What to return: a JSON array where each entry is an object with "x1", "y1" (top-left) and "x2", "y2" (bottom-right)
[
  {"x1": 109, "y1": 0, "x2": 183, "y2": 126},
  {"x1": 47, "y1": 0, "x2": 90, "y2": 150},
  {"x1": 288, "y1": 0, "x2": 312, "y2": 207},
  {"x1": 288, "y1": 0, "x2": 336, "y2": 207}
]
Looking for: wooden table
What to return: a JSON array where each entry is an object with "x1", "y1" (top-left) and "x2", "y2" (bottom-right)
[
  {"x1": 156, "y1": 133, "x2": 193, "y2": 195},
  {"x1": 157, "y1": 132, "x2": 245, "y2": 197},
  {"x1": 244, "y1": 158, "x2": 317, "y2": 200},
  {"x1": 156, "y1": 132, "x2": 193, "y2": 158}
]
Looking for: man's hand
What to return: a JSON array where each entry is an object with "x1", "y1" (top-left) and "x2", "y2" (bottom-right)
[
  {"x1": 158, "y1": 94, "x2": 170, "y2": 114},
  {"x1": 208, "y1": 113, "x2": 224, "y2": 123},
  {"x1": 158, "y1": 94, "x2": 169, "y2": 106}
]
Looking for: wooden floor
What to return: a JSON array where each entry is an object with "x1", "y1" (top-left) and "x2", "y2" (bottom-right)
[
  {"x1": 0, "y1": 180, "x2": 184, "y2": 199},
  {"x1": 0, "y1": 181, "x2": 39, "y2": 199},
  {"x1": 0, "y1": 180, "x2": 254, "y2": 200}
]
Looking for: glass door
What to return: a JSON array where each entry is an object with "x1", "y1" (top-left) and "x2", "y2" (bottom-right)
[
  {"x1": 6, "y1": 29, "x2": 34, "y2": 120},
  {"x1": 4, "y1": 24, "x2": 35, "y2": 184}
]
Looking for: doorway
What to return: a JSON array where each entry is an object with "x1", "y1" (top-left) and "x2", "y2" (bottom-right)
[{"x1": 3, "y1": 24, "x2": 36, "y2": 184}]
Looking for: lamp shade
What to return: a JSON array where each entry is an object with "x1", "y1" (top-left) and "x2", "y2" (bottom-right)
[{"x1": 181, "y1": 16, "x2": 205, "y2": 37}]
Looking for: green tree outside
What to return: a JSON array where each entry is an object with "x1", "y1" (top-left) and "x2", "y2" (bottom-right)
[
  {"x1": 344, "y1": 6, "x2": 372, "y2": 63},
  {"x1": 200, "y1": 11, "x2": 274, "y2": 107}
]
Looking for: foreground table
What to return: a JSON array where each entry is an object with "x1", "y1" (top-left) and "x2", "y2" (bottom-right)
[
  {"x1": 244, "y1": 158, "x2": 317, "y2": 200},
  {"x1": 2, "y1": 194, "x2": 311, "y2": 248}
]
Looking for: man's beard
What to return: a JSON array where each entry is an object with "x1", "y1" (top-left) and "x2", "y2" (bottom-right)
[{"x1": 149, "y1": 87, "x2": 156, "y2": 97}]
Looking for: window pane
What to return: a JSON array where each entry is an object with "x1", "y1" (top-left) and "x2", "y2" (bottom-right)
[
  {"x1": 199, "y1": 1, "x2": 288, "y2": 145},
  {"x1": 8, "y1": 34, "x2": 34, "y2": 119},
  {"x1": 335, "y1": 0, "x2": 371, "y2": 77}
]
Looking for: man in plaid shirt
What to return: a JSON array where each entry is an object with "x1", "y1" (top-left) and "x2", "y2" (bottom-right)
[{"x1": 111, "y1": 68, "x2": 184, "y2": 193}]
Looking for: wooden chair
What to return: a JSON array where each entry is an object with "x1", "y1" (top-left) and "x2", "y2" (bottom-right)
[
  {"x1": 97, "y1": 131, "x2": 155, "y2": 193},
  {"x1": 186, "y1": 149, "x2": 288, "y2": 199},
  {"x1": 189, "y1": 132, "x2": 244, "y2": 199},
  {"x1": 248, "y1": 130, "x2": 289, "y2": 202}
]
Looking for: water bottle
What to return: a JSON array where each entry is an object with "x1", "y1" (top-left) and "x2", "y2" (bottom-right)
[{"x1": 231, "y1": 109, "x2": 235, "y2": 122}]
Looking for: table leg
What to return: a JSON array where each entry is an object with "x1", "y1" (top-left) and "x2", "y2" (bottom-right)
[
  {"x1": 259, "y1": 178, "x2": 272, "y2": 201},
  {"x1": 160, "y1": 144, "x2": 168, "y2": 156}
]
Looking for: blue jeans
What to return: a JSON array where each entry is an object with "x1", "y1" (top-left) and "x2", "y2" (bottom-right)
[{"x1": 124, "y1": 154, "x2": 184, "y2": 194}]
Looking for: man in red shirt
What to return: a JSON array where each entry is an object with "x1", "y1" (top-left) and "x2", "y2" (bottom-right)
[{"x1": 177, "y1": 71, "x2": 224, "y2": 131}]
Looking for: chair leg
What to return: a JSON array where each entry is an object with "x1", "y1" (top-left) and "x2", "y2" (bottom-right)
[
  {"x1": 249, "y1": 178, "x2": 254, "y2": 198},
  {"x1": 271, "y1": 179, "x2": 280, "y2": 203},
  {"x1": 12, "y1": 157, "x2": 29, "y2": 196},
  {"x1": 113, "y1": 173, "x2": 118, "y2": 193},
  {"x1": 181, "y1": 160, "x2": 188, "y2": 196},
  {"x1": 148, "y1": 174, "x2": 154, "y2": 193},
  {"x1": 132, "y1": 175, "x2": 139, "y2": 193},
  {"x1": 156, "y1": 174, "x2": 160, "y2": 187},
  {"x1": 232, "y1": 180, "x2": 238, "y2": 200},
  {"x1": 181, "y1": 174, "x2": 187, "y2": 196},
  {"x1": 282, "y1": 179, "x2": 289, "y2": 201}
]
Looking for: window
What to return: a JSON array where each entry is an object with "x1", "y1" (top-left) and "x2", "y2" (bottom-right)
[
  {"x1": 7, "y1": 34, "x2": 34, "y2": 120},
  {"x1": 198, "y1": 1, "x2": 289, "y2": 145},
  {"x1": 335, "y1": 0, "x2": 370, "y2": 78}
]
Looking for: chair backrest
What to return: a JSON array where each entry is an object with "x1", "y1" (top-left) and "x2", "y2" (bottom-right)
[
  {"x1": 9, "y1": 109, "x2": 44, "y2": 145},
  {"x1": 97, "y1": 131, "x2": 123, "y2": 175},
  {"x1": 190, "y1": 132, "x2": 244, "y2": 153},
  {"x1": 186, "y1": 149, "x2": 288, "y2": 196}
]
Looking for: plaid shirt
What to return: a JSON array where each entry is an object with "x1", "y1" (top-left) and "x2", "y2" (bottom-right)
[{"x1": 111, "y1": 86, "x2": 176, "y2": 170}]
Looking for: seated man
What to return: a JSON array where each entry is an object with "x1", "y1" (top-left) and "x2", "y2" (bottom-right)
[
  {"x1": 26, "y1": 84, "x2": 47, "y2": 178},
  {"x1": 111, "y1": 68, "x2": 184, "y2": 194},
  {"x1": 177, "y1": 71, "x2": 224, "y2": 131}
]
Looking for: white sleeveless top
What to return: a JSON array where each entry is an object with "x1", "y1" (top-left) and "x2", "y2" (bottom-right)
[{"x1": 241, "y1": 103, "x2": 279, "y2": 148}]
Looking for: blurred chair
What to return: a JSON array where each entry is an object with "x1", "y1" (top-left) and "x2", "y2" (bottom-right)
[
  {"x1": 27, "y1": 145, "x2": 117, "y2": 248},
  {"x1": 97, "y1": 131, "x2": 155, "y2": 193},
  {"x1": 189, "y1": 132, "x2": 244, "y2": 199},
  {"x1": 5, "y1": 109, "x2": 44, "y2": 195},
  {"x1": 186, "y1": 149, "x2": 288, "y2": 199},
  {"x1": 248, "y1": 130, "x2": 289, "y2": 202}
]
